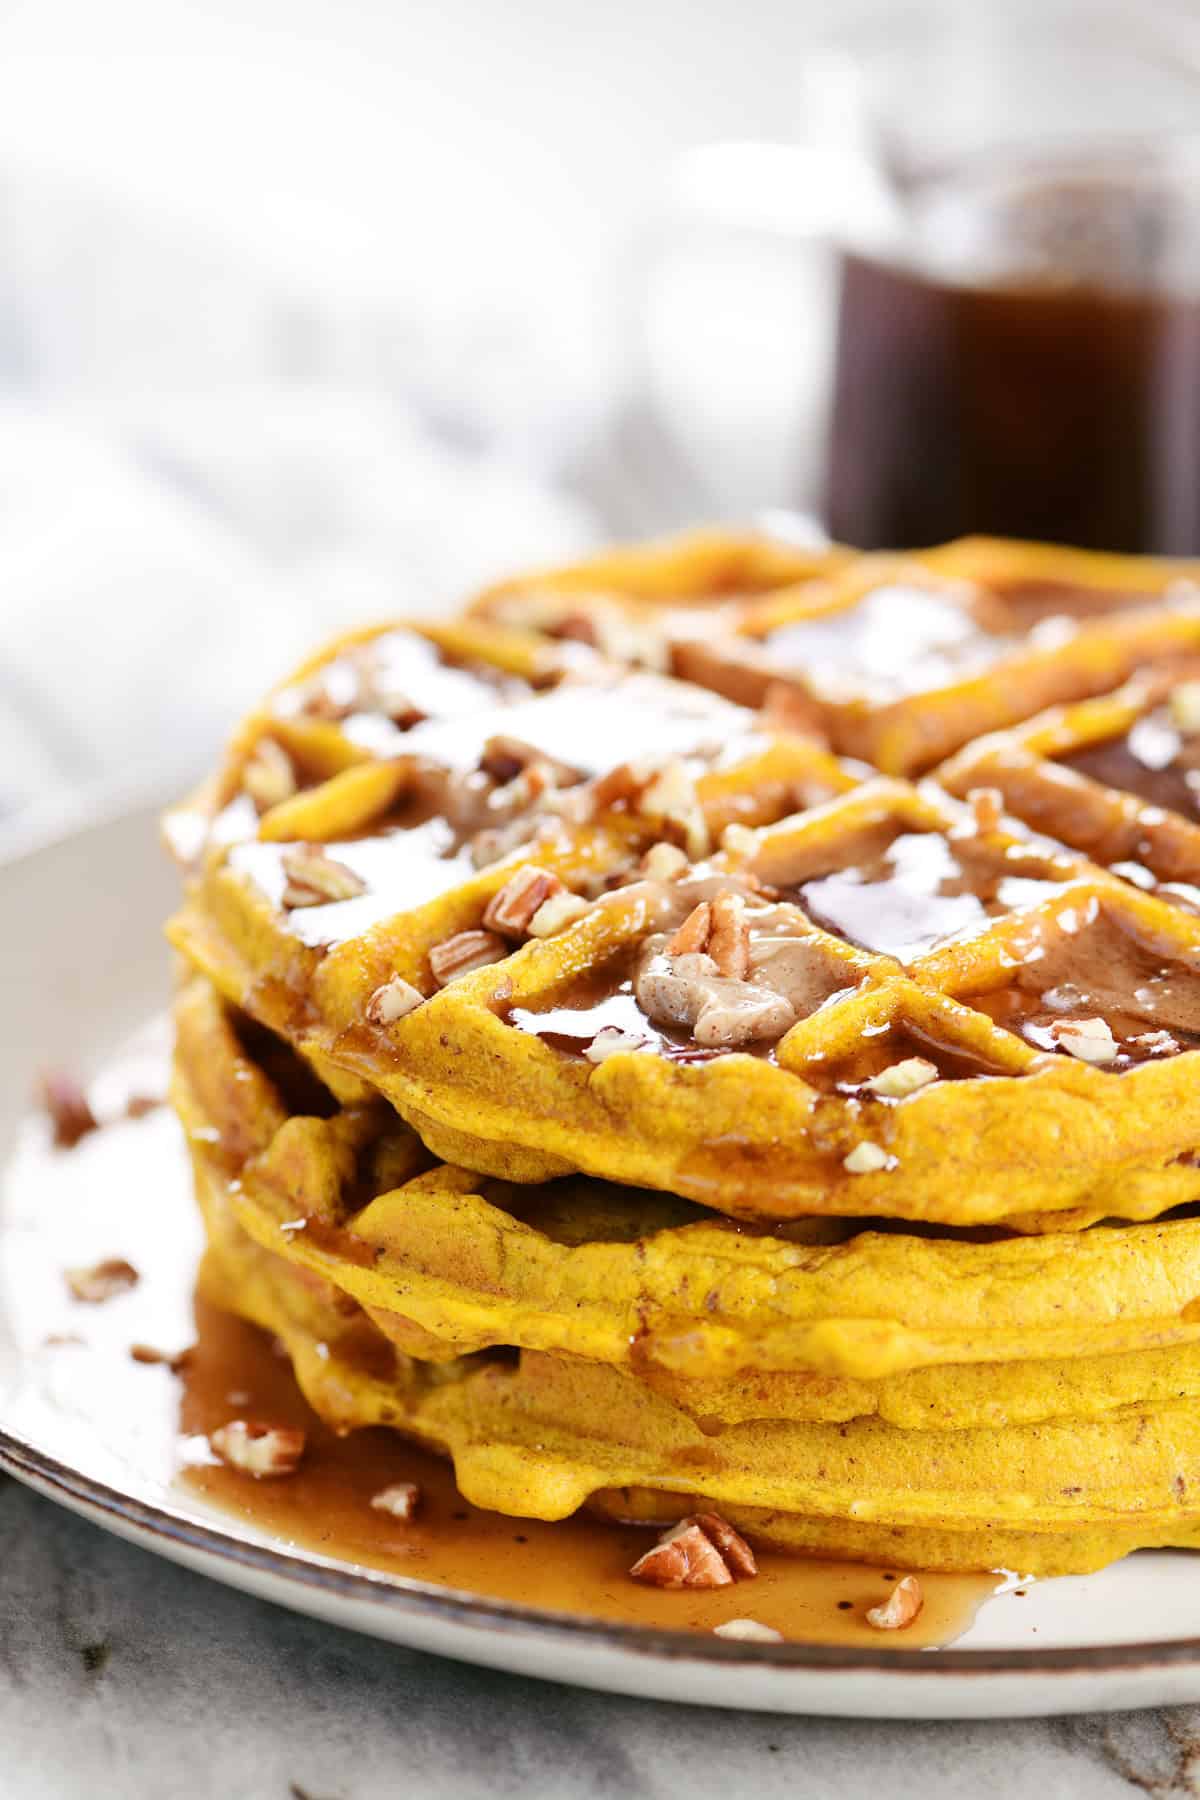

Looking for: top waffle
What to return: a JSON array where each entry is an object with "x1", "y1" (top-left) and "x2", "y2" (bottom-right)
[
  {"x1": 166, "y1": 528, "x2": 1200, "y2": 1231},
  {"x1": 473, "y1": 530, "x2": 1200, "y2": 772}
]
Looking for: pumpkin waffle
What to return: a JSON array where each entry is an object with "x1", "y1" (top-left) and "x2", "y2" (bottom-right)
[
  {"x1": 170, "y1": 726, "x2": 1200, "y2": 1227},
  {"x1": 473, "y1": 530, "x2": 1200, "y2": 774},
  {"x1": 174, "y1": 974, "x2": 1200, "y2": 1576},
  {"x1": 939, "y1": 662, "x2": 1200, "y2": 908}
]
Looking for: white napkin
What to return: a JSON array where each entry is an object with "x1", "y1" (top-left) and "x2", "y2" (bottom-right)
[{"x1": 0, "y1": 397, "x2": 596, "y2": 819}]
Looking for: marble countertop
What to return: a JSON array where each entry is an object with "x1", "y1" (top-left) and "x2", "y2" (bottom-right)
[{"x1": 3, "y1": 1475, "x2": 1195, "y2": 1800}]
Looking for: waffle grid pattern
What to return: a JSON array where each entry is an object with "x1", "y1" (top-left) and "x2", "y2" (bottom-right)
[{"x1": 164, "y1": 527, "x2": 1200, "y2": 1577}]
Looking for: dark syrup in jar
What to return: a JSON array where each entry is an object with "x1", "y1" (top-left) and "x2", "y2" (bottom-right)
[{"x1": 826, "y1": 153, "x2": 1200, "y2": 553}]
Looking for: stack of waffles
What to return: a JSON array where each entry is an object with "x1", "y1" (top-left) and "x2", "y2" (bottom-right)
[{"x1": 165, "y1": 529, "x2": 1200, "y2": 1576}]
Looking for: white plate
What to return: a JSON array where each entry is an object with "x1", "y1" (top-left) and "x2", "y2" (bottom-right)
[{"x1": 5, "y1": 796, "x2": 1200, "y2": 1720}]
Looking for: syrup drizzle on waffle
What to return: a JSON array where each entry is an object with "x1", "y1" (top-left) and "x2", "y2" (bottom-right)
[{"x1": 162, "y1": 534, "x2": 1200, "y2": 1228}]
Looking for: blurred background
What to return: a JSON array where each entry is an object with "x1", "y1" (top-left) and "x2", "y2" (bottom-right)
[{"x1": 3, "y1": 0, "x2": 1200, "y2": 821}]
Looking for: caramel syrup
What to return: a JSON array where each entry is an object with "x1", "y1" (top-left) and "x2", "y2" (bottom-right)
[
  {"x1": 793, "y1": 829, "x2": 1065, "y2": 964},
  {"x1": 760, "y1": 585, "x2": 1017, "y2": 703},
  {"x1": 180, "y1": 1299, "x2": 1003, "y2": 1647},
  {"x1": 1060, "y1": 709, "x2": 1200, "y2": 820},
  {"x1": 4, "y1": 1033, "x2": 1011, "y2": 1653}
]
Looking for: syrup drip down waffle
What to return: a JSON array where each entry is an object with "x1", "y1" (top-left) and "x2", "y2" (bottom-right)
[{"x1": 175, "y1": 974, "x2": 1200, "y2": 1577}]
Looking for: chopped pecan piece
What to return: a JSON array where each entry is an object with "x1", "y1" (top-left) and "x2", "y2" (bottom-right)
[
  {"x1": 720, "y1": 822, "x2": 759, "y2": 858},
  {"x1": 630, "y1": 1524, "x2": 732, "y2": 1590},
  {"x1": 843, "y1": 1141, "x2": 890, "y2": 1174},
  {"x1": 1170, "y1": 681, "x2": 1200, "y2": 734},
  {"x1": 480, "y1": 736, "x2": 533, "y2": 783},
  {"x1": 593, "y1": 611, "x2": 670, "y2": 672},
  {"x1": 210, "y1": 1419, "x2": 306, "y2": 1478},
  {"x1": 639, "y1": 898, "x2": 796, "y2": 1048},
  {"x1": 629, "y1": 1513, "x2": 757, "y2": 1590},
  {"x1": 612, "y1": 618, "x2": 670, "y2": 673},
  {"x1": 242, "y1": 737, "x2": 296, "y2": 812},
  {"x1": 39, "y1": 1070, "x2": 99, "y2": 1149},
  {"x1": 641, "y1": 841, "x2": 689, "y2": 882},
  {"x1": 866, "y1": 1574, "x2": 924, "y2": 1631},
  {"x1": 712, "y1": 1618, "x2": 783, "y2": 1643},
  {"x1": 304, "y1": 644, "x2": 424, "y2": 728},
  {"x1": 1049, "y1": 1016, "x2": 1119, "y2": 1065},
  {"x1": 469, "y1": 811, "x2": 545, "y2": 870},
  {"x1": 554, "y1": 608, "x2": 600, "y2": 649},
  {"x1": 553, "y1": 601, "x2": 669, "y2": 671},
  {"x1": 380, "y1": 696, "x2": 426, "y2": 730},
  {"x1": 593, "y1": 758, "x2": 709, "y2": 858},
  {"x1": 365, "y1": 975, "x2": 426, "y2": 1026},
  {"x1": 590, "y1": 760, "x2": 645, "y2": 809},
  {"x1": 708, "y1": 893, "x2": 751, "y2": 980},
  {"x1": 311, "y1": 647, "x2": 372, "y2": 718},
  {"x1": 130, "y1": 1343, "x2": 192, "y2": 1372},
  {"x1": 640, "y1": 761, "x2": 710, "y2": 859},
  {"x1": 688, "y1": 1512, "x2": 757, "y2": 1577},
  {"x1": 483, "y1": 865, "x2": 565, "y2": 938},
  {"x1": 64, "y1": 1259, "x2": 139, "y2": 1304},
  {"x1": 584, "y1": 1025, "x2": 649, "y2": 1063},
  {"x1": 665, "y1": 892, "x2": 750, "y2": 979},
  {"x1": 299, "y1": 675, "x2": 355, "y2": 722},
  {"x1": 428, "y1": 928, "x2": 508, "y2": 986},
  {"x1": 125, "y1": 1093, "x2": 164, "y2": 1120},
  {"x1": 864, "y1": 1058, "x2": 938, "y2": 1099},
  {"x1": 480, "y1": 736, "x2": 580, "y2": 790},
  {"x1": 280, "y1": 844, "x2": 366, "y2": 909},
  {"x1": 527, "y1": 891, "x2": 591, "y2": 937},
  {"x1": 501, "y1": 761, "x2": 554, "y2": 805},
  {"x1": 365, "y1": 672, "x2": 426, "y2": 730},
  {"x1": 370, "y1": 1481, "x2": 422, "y2": 1520},
  {"x1": 667, "y1": 901, "x2": 712, "y2": 958}
]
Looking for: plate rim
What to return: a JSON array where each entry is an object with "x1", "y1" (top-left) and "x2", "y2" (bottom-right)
[{"x1": 5, "y1": 1417, "x2": 1200, "y2": 1680}]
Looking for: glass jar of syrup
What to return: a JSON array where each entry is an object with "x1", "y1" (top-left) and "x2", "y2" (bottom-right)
[{"x1": 639, "y1": 5, "x2": 1200, "y2": 553}]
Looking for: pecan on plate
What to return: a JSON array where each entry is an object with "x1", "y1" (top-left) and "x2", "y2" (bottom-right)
[
  {"x1": 629, "y1": 1513, "x2": 757, "y2": 1590},
  {"x1": 64, "y1": 1259, "x2": 139, "y2": 1304},
  {"x1": 210, "y1": 1420, "x2": 306, "y2": 1478}
]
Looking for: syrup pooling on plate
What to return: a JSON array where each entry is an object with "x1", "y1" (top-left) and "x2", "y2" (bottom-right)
[
  {"x1": 792, "y1": 827, "x2": 1069, "y2": 964},
  {"x1": 8, "y1": 1052, "x2": 1006, "y2": 1649},
  {"x1": 180, "y1": 1302, "x2": 1004, "y2": 1648}
]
